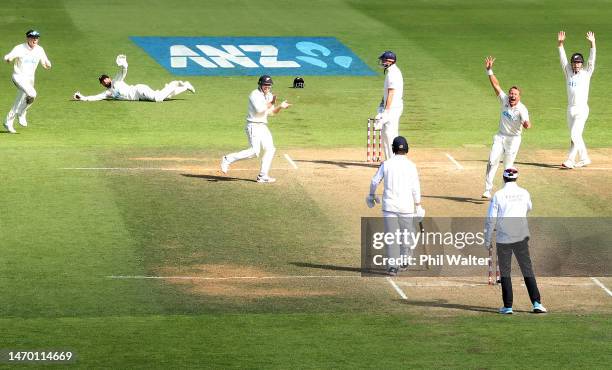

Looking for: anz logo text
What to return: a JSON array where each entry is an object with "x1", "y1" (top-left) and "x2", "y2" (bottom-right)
[{"x1": 131, "y1": 36, "x2": 375, "y2": 76}]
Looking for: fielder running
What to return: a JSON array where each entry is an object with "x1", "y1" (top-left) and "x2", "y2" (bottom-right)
[
  {"x1": 558, "y1": 31, "x2": 596, "y2": 169},
  {"x1": 367, "y1": 136, "x2": 425, "y2": 276},
  {"x1": 3, "y1": 30, "x2": 51, "y2": 134},
  {"x1": 484, "y1": 167, "x2": 547, "y2": 314},
  {"x1": 374, "y1": 51, "x2": 404, "y2": 160},
  {"x1": 482, "y1": 56, "x2": 531, "y2": 199},
  {"x1": 73, "y1": 55, "x2": 194, "y2": 102},
  {"x1": 220, "y1": 75, "x2": 291, "y2": 183}
]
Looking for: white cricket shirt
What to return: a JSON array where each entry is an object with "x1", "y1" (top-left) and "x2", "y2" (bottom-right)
[
  {"x1": 484, "y1": 182, "x2": 532, "y2": 245},
  {"x1": 370, "y1": 155, "x2": 421, "y2": 213},
  {"x1": 383, "y1": 64, "x2": 403, "y2": 109},
  {"x1": 559, "y1": 46, "x2": 595, "y2": 107},
  {"x1": 497, "y1": 91, "x2": 529, "y2": 136},
  {"x1": 4, "y1": 43, "x2": 51, "y2": 78},
  {"x1": 246, "y1": 88, "x2": 274, "y2": 124}
]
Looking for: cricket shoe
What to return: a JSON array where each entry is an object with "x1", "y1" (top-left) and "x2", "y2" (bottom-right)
[
  {"x1": 481, "y1": 190, "x2": 492, "y2": 199},
  {"x1": 256, "y1": 175, "x2": 276, "y2": 183},
  {"x1": 4, "y1": 122, "x2": 16, "y2": 134},
  {"x1": 575, "y1": 158, "x2": 591, "y2": 168},
  {"x1": 387, "y1": 267, "x2": 399, "y2": 277},
  {"x1": 184, "y1": 81, "x2": 196, "y2": 93},
  {"x1": 498, "y1": 306, "x2": 513, "y2": 315},
  {"x1": 532, "y1": 301, "x2": 547, "y2": 313},
  {"x1": 561, "y1": 160, "x2": 575, "y2": 169},
  {"x1": 18, "y1": 113, "x2": 27, "y2": 127},
  {"x1": 220, "y1": 156, "x2": 230, "y2": 174}
]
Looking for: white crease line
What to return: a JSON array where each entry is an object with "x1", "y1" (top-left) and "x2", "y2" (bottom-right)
[
  {"x1": 107, "y1": 275, "x2": 361, "y2": 281},
  {"x1": 444, "y1": 153, "x2": 464, "y2": 170},
  {"x1": 283, "y1": 153, "x2": 298, "y2": 169},
  {"x1": 386, "y1": 277, "x2": 408, "y2": 300},
  {"x1": 591, "y1": 277, "x2": 612, "y2": 297},
  {"x1": 61, "y1": 167, "x2": 284, "y2": 171}
]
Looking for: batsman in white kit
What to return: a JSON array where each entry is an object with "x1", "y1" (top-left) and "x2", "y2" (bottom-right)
[
  {"x1": 558, "y1": 31, "x2": 596, "y2": 169},
  {"x1": 73, "y1": 55, "x2": 194, "y2": 102},
  {"x1": 482, "y1": 56, "x2": 531, "y2": 199},
  {"x1": 367, "y1": 136, "x2": 425, "y2": 276},
  {"x1": 220, "y1": 75, "x2": 291, "y2": 183},
  {"x1": 374, "y1": 51, "x2": 404, "y2": 160},
  {"x1": 4, "y1": 30, "x2": 51, "y2": 134}
]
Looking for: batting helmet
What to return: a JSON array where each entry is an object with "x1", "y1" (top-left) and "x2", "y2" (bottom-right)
[
  {"x1": 293, "y1": 77, "x2": 304, "y2": 88},
  {"x1": 258, "y1": 75, "x2": 273, "y2": 87},
  {"x1": 26, "y1": 29, "x2": 40, "y2": 38},
  {"x1": 503, "y1": 167, "x2": 519, "y2": 180},
  {"x1": 392, "y1": 136, "x2": 409, "y2": 154},
  {"x1": 570, "y1": 53, "x2": 584, "y2": 63},
  {"x1": 379, "y1": 51, "x2": 397, "y2": 62}
]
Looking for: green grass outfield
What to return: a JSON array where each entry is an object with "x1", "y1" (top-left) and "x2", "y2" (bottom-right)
[{"x1": 1, "y1": 0, "x2": 611, "y2": 368}]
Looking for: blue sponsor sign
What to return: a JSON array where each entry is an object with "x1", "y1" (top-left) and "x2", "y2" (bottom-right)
[{"x1": 130, "y1": 36, "x2": 375, "y2": 76}]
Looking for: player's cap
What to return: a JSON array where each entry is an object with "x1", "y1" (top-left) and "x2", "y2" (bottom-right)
[
  {"x1": 570, "y1": 53, "x2": 584, "y2": 63},
  {"x1": 26, "y1": 30, "x2": 40, "y2": 38},
  {"x1": 293, "y1": 77, "x2": 304, "y2": 88},
  {"x1": 379, "y1": 50, "x2": 397, "y2": 62},
  {"x1": 258, "y1": 75, "x2": 273, "y2": 86},
  {"x1": 392, "y1": 136, "x2": 409, "y2": 153},
  {"x1": 503, "y1": 167, "x2": 519, "y2": 180}
]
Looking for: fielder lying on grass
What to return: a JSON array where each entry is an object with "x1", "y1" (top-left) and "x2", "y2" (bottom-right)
[{"x1": 73, "y1": 54, "x2": 194, "y2": 102}]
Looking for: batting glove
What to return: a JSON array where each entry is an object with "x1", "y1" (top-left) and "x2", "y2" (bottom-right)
[
  {"x1": 484, "y1": 242, "x2": 493, "y2": 251},
  {"x1": 416, "y1": 205, "x2": 426, "y2": 221}
]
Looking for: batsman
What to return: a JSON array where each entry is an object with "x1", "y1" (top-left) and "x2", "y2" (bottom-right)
[
  {"x1": 367, "y1": 136, "x2": 424, "y2": 276},
  {"x1": 374, "y1": 51, "x2": 404, "y2": 160}
]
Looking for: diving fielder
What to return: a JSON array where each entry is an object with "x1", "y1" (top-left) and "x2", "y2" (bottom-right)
[
  {"x1": 367, "y1": 136, "x2": 425, "y2": 276},
  {"x1": 73, "y1": 55, "x2": 194, "y2": 102},
  {"x1": 4, "y1": 30, "x2": 51, "y2": 134},
  {"x1": 375, "y1": 51, "x2": 404, "y2": 160},
  {"x1": 558, "y1": 31, "x2": 596, "y2": 169},
  {"x1": 482, "y1": 56, "x2": 530, "y2": 199},
  {"x1": 220, "y1": 75, "x2": 291, "y2": 183}
]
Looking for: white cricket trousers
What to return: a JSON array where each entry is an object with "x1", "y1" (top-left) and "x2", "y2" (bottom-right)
[
  {"x1": 383, "y1": 211, "x2": 417, "y2": 269},
  {"x1": 225, "y1": 122, "x2": 276, "y2": 177},
  {"x1": 135, "y1": 81, "x2": 188, "y2": 102},
  {"x1": 380, "y1": 107, "x2": 403, "y2": 160},
  {"x1": 484, "y1": 133, "x2": 521, "y2": 192},
  {"x1": 6, "y1": 74, "x2": 36, "y2": 124},
  {"x1": 566, "y1": 105, "x2": 589, "y2": 162}
]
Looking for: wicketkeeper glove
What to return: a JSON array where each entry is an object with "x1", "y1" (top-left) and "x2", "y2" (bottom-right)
[
  {"x1": 365, "y1": 194, "x2": 380, "y2": 208},
  {"x1": 73, "y1": 91, "x2": 82, "y2": 100},
  {"x1": 279, "y1": 100, "x2": 291, "y2": 109},
  {"x1": 116, "y1": 54, "x2": 128, "y2": 68}
]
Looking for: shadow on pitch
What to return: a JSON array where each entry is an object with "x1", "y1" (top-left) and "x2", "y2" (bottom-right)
[
  {"x1": 181, "y1": 174, "x2": 257, "y2": 182},
  {"x1": 293, "y1": 159, "x2": 379, "y2": 169},
  {"x1": 290, "y1": 262, "x2": 388, "y2": 276},
  {"x1": 423, "y1": 195, "x2": 486, "y2": 204},
  {"x1": 462, "y1": 159, "x2": 560, "y2": 169}
]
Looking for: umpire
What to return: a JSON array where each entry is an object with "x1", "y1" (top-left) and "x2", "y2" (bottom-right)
[{"x1": 484, "y1": 167, "x2": 547, "y2": 314}]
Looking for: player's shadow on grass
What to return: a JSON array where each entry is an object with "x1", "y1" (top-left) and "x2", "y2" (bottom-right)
[
  {"x1": 290, "y1": 262, "x2": 388, "y2": 276},
  {"x1": 423, "y1": 195, "x2": 486, "y2": 204},
  {"x1": 403, "y1": 300, "x2": 532, "y2": 314},
  {"x1": 293, "y1": 159, "x2": 379, "y2": 169},
  {"x1": 181, "y1": 174, "x2": 257, "y2": 182}
]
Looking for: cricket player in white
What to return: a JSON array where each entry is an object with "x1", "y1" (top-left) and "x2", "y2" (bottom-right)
[
  {"x1": 375, "y1": 51, "x2": 403, "y2": 160},
  {"x1": 73, "y1": 55, "x2": 194, "y2": 102},
  {"x1": 558, "y1": 31, "x2": 596, "y2": 169},
  {"x1": 367, "y1": 136, "x2": 425, "y2": 276},
  {"x1": 3, "y1": 30, "x2": 51, "y2": 134},
  {"x1": 484, "y1": 167, "x2": 546, "y2": 314},
  {"x1": 482, "y1": 56, "x2": 531, "y2": 199},
  {"x1": 221, "y1": 75, "x2": 291, "y2": 183}
]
